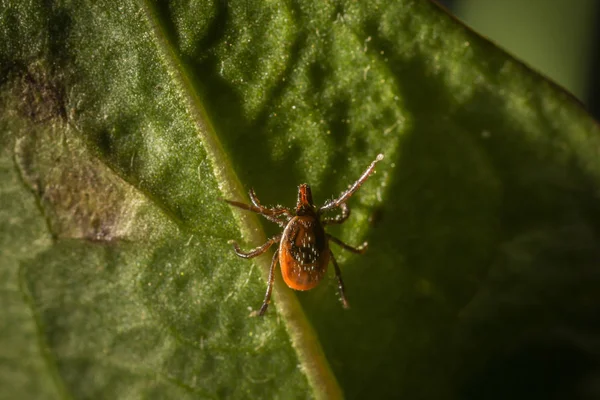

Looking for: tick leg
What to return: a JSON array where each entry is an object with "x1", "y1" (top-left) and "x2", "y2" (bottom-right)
[
  {"x1": 225, "y1": 194, "x2": 291, "y2": 227},
  {"x1": 231, "y1": 235, "x2": 281, "y2": 259},
  {"x1": 224, "y1": 199, "x2": 267, "y2": 214},
  {"x1": 258, "y1": 249, "x2": 279, "y2": 316},
  {"x1": 322, "y1": 203, "x2": 350, "y2": 225},
  {"x1": 329, "y1": 251, "x2": 349, "y2": 309},
  {"x1": 327, "y1": 234, "x2": 368, "y2": 254},
  {"x1": 249, "y1": 188, "x2": 293, "y2": 219},
  {"x1": 319, "y1": 154, "x2": 384, "y2": 212}
]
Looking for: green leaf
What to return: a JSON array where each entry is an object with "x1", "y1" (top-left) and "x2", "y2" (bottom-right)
[{"x1": 2, "y1": 0, "x2": 600, "y2": 399}]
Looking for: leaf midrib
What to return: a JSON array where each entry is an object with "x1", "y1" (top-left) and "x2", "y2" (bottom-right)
[{"x1": 138, "y1": 1, "x2": 343, "y2": 398}]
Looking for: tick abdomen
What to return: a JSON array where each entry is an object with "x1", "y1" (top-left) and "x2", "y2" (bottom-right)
[{"x1": 279, "y1": 215, "x2": 329, "y2": 291}]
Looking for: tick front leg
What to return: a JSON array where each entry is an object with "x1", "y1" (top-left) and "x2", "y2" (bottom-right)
[
  {"x1": 322, "y1": 203, "x2": 350, "y2": 225},
  {"x1": 224, "y1": 199, "x2": 287, "y2": 227},
  {"x1": 320, "y1": 153, "x2": 384, "y2": 212},
  {"x1": 329, "y1": 251, "x2": 349, "y2": 309},
  {"x1": 258, "y1": 249, "x2": 279, "y2": 316},
  {"x1": 230, "y1": 235, "x2": 281, "y2": 259},
  {"x1": 327, "y1": 234, "x2": 368, "y2": 254},
  {"x1": 249, "y1": 188, "x2": 293, "y2": 220}
]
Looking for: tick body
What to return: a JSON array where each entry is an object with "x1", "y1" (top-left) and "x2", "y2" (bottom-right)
[
  {"x1": 225, "y1": 154, "x2": 384, "y2": 315},
  {"x1": 280, "y1": 189, "x2": 330, "y2": 291}
]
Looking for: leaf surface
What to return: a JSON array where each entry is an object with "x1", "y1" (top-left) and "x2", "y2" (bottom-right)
[{"x1": 1, "y1": 1, "x2": 600, "y2": 399}]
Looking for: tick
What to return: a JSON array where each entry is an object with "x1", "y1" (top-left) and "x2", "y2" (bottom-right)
[{"x1": 225, "y1": 154, "x2": 384, "y2": 316}]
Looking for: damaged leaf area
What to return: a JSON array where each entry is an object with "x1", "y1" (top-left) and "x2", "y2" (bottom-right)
[
  {"x1": 14, "y1": 123, "x2": 159, "y2": 242},
  {"x1": 10, "y1": 64, "x2": 144, "y2": 242},
  {"x1": 10, "y1": 64, "x2": 173, "y2": 242},
  {"x1": 2, "y1": 0, "x2": 600, "y2": 399}
]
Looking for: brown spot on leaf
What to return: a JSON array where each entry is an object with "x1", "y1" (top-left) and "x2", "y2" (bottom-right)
[
  {"x1": 13, "y1": 62, "x2": 67, "y2": 124},
  {"x1": 15, "y1": 124, "x2": 152, "y2": 242},
  {"x1": 4, "y1": 62, "x2": 170, "y2": 243}
]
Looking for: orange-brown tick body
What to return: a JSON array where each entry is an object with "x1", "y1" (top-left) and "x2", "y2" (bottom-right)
[
  {"x1": 280, "y1": 195, "x2": 329, "y2": 291},
  {"x1": 225, "y1": 154, "x2": 383, "y2": 315}
]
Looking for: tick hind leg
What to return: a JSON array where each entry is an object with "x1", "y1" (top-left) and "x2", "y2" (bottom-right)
[
  {"x1": 329, "y1": 251, "x2": 349, "y2": 309},
  {"x1": 327, "y1": 234, "x2": 368, "y2": 254},
  {"x1": 230, "y1": 235, "x2": 281, "y2": 259},
  {"x1": 258, "y1": 249, "x2": 279, "y2": 316}
]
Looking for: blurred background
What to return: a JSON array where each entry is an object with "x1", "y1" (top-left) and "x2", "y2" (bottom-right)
[{"x1": 437, "y1": 0, "x2": 600, "y2": 120}]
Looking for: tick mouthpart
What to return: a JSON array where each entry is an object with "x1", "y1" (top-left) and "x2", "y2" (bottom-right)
[{"x1": 297, "y1": 184, "x2": 314, "y2": 209}]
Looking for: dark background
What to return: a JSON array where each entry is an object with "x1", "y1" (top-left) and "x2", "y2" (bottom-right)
[{"x1": 437, "y1": 0, "x2": 600, "y2": 121}]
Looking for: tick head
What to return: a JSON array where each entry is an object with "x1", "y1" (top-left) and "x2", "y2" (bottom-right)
[{"x1": 296, "y1": 184, "x2": 315, "y2": 214}]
